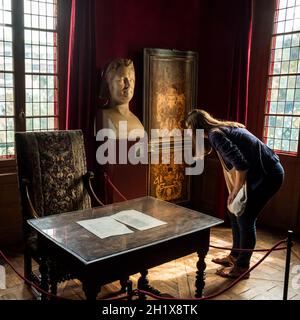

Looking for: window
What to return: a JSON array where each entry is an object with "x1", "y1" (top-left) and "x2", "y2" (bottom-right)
[
  {"x1": 0, "y1": 0, "x2": 58, "y2": 159},
  {"x1": 264, "y1": 0, "x2": 300, "y2": 154}
]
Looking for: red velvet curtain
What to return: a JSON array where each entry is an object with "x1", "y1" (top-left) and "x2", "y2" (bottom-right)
[
  {"x1": 220, "y1": 0, "x2": 253, "y2": 219},
  {"x1": 65, "y1": 0, "x2": 96, "y2": 169},
  {"x1": 196, "y1": 0, "x2": 253, "y2": 219},
  {"x1": 197, "y1": 0, "x2": 253, "y2": 126},
  {"x1": 227, "y1": 1, "x2": 253, "y2": 126},
  {"x1": 218, "y1": 0, "x2": 253, "y2": 220}
]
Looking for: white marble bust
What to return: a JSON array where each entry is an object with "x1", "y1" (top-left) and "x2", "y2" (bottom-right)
[{"x1": 97, "y1": 59, "x2": 144, "y2": 139}]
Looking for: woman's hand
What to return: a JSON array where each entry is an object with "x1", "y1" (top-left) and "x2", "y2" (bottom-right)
[
  {"x1": 227, "y1": 170, "x2": 247, "y2": 206},
  {"x1": 227, "y1": 190, "x2": 238, "y2": 206}
]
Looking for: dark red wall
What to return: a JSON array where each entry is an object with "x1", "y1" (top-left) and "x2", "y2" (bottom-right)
[
  {"x1": 95, "y1": 0, "x2": 247, "y2": 122},
  {"x1": 95, "y1": 0, "x2": 204, "y2": 122},
  {"x1": 95, "y1": 0, "x2": 204, "y2": 65}
]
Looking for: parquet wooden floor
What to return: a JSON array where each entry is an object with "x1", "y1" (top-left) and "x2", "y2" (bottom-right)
[{"x1": 1, "y1": 226, "x2": 300, "y2": 300}]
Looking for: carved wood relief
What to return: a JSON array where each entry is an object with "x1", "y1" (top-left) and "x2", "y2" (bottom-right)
[{"x1": 143, "y1": 48, "x2": 198, "y2": 204}]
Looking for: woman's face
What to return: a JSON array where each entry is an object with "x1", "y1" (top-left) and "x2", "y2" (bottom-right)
[
  {"x1": 108, "y1": 66, "x2": 135, "y2": 105},
  {"x1": 186, "y1": 121, "x2": 208, "y2": 138},
  {"x1": 185, "y1": 122, "x2": 193, "y2": 137}
]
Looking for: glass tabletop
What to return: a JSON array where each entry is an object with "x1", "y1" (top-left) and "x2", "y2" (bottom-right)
[{"x1": 28, "y1": 196, "x2": 223, "y2": 264}]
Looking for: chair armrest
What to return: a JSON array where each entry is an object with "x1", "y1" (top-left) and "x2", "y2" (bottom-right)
[
  {"x1": 83, "y1": 171, "x2": 104, "y2": 206},
  {"x1": 22, "y1": 179, "x2": 40, "y2": 219}
]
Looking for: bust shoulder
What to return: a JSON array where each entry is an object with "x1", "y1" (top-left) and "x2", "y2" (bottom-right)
[{"x1": 101, "y1": 108, "x2": 144, "y2": 138}]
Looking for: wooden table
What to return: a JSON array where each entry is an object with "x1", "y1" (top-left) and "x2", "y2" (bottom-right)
[{"x1": 27, "y1": 196, "x2": 223, "y2": 299}]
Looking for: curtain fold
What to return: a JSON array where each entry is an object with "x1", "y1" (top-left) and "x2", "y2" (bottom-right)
[
  {"x1": 226, "y1": 0, "x2": 253, "y2": 126},
  {"x1": 216, "y1": 0, "x2": 253, "y2": 219},
  {"x1": 66, "y1": 0, "x2": 96, "y2": 169}
]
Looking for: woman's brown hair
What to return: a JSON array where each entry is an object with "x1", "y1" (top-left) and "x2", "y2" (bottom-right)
[
  {"x1": 186, "y1": 109, "x2": 245, "y2": 156},
  {"x1": 186, "y1": 109, "x2": 245, "y2": 132}
]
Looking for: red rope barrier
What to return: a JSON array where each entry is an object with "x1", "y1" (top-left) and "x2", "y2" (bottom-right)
[
  {"x1": 104, "y1": 172, "x2": 128, "y2": 201},
  {"x1": 0, "y1": 249, "x2": 65, "y2": 300},
  {"x1": 134, "y1": 239, "x2": 287, "y2": 300},
  {"x1": 102, "y1": 172, "x2": 291, "y2": 300},
  {"x1": 104, "y1": 171, "x2": 290, "y2": 254},
  {"x1": 0, "y1": 237, "x2": 291, "y2": 301},
  {"x1": 1, "y1": 172, "x2": 291, "y2": 301},
  {"x1": 209, "y1": 243, "x2": 289, "y2": 252},
  {"x1": 0, "y1": 249, "x2": 131, "y2": 301}
]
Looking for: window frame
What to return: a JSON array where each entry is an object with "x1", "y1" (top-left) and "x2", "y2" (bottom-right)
[
  {"x1": 0, "y1": 0, "x2": 61, "y2": 166},
  {"x1": 263, "y1": 0, "x2": 300, "y2": 156},
  {"x1": 12, "y1": 0, "x2": 26, "y2": 133}
]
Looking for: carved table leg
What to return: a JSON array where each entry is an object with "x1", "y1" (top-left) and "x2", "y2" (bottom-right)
[
  {"x1": 24, "y1": 249, "x2": 33, "y2": 285},
  {"x1": 195, "y1": 248, "x2": 207, "y2": 298},
  {"x1": 48, "y1": 261, "x2": 58, "y2": 297},
  {"x1": 39, "y1": 258, "x2": 49, "y2": 300},
  {"x1": 82, "y1": 279, "x2": 101, "y2": 300},
  {"x1": 137, "y1": 270, "x2": 161, "y2": 300}
]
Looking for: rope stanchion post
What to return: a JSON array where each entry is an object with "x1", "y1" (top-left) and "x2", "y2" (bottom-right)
[{"x1": 283, "y1": 230, "x2": 293, "y2": 300}]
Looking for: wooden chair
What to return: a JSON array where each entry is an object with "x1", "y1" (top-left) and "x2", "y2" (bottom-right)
[{"x1": 15, "y1": 130, "x2": 129, "y2": 297}]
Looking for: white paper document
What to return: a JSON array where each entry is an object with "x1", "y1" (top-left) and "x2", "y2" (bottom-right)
[
  {"x1": 77, "y1": 216, "x2": 133, "y2": 239},
  {"x1": 111, "y1": 210, "x2": 167, "y2": 231}
]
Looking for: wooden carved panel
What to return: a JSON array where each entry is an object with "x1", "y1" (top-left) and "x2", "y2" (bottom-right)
[{"x1": 143, "y1": 48, "x2": 198, "y2": 204}]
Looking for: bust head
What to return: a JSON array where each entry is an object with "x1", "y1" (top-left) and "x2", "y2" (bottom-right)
[
  {"x1": 97, "y1": 58, "x2": 144, "y2": 139},
  {"x1": 100, "y1": 59, "x2": 135, "y2": 106}
]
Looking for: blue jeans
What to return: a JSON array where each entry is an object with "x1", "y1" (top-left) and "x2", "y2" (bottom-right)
[{"x1": 228, "y1": 162, "x2": 284, "y2": 268}]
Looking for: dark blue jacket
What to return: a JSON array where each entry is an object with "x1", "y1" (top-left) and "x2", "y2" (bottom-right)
[{"x1": 208, "y1": 126, "x2": 280, "y2": 191}]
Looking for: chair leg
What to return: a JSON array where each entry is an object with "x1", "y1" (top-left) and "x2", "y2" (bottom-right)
[
  {"x1": 49, "y1": 281, "x2": 57, "y2": 296},
  {"x1": 119, "y1": 277, "x2": 133, "y2": 299},
  {"x1": 48, "y1": 261, "x2": 58, "y2": 297},
  {"x1": 39, "y1": 258, "x2": 49, "y2": 300},
  {"x1": 24, "y1": 250, "x2": 33, "y2": 285}
]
